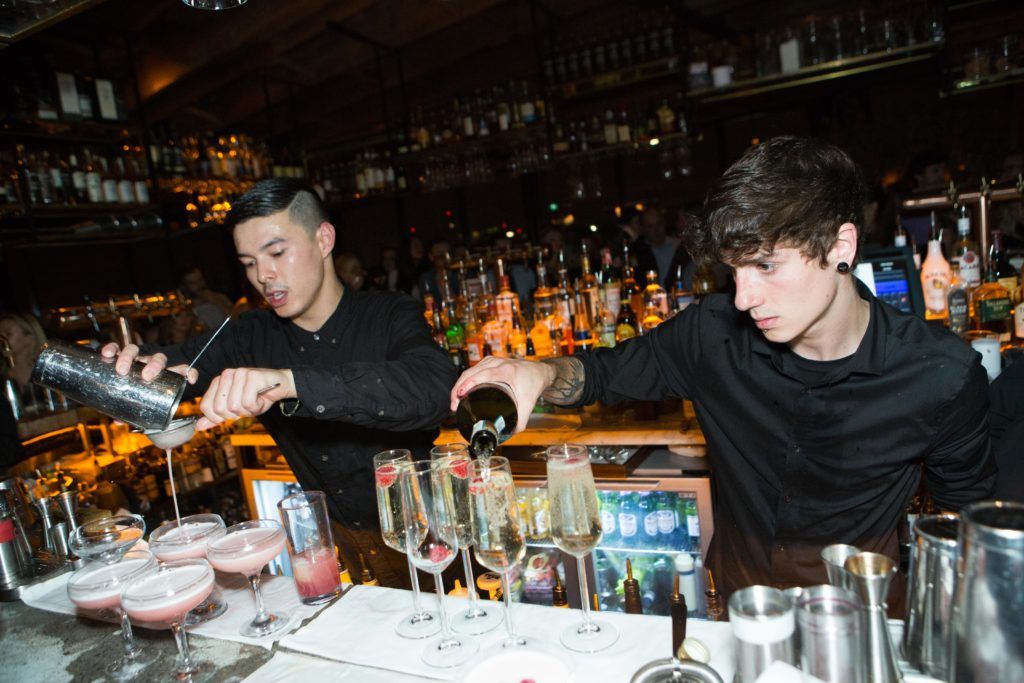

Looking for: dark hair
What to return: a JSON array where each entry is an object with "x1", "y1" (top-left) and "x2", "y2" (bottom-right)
[
  {"x1": 229, "y1": 178, "x2": 328, "y2": 234},
  {"x1": 685, "y1": 136, "x2": 867, "y2": 267}
]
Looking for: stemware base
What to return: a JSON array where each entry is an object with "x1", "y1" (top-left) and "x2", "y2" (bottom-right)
[
  {"x1": 173, "y1": 659, "x2": 215, "y2": 682},
  {"x1": 450, "y1": 604, "x2": 503, "y2": 636},
  {"x1": 560, "y1": 618, "x2": 619, "y2": 653},
  {"x1": 396, "y1": 609, "x2": 441, "y2": 639},
  {"x1": 240, "y1": 611, "x2": 290, "y2": 638},
  {"x1": 107, "y1": 648, "x2": 158, "y2": 681},
  {"x1": 422, "y1": 633, "x2": 479, "y2": 668}
]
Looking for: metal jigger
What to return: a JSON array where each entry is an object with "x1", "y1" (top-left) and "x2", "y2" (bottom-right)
[
  {"x1": 822, "y1": 544, "x2": 861, "y2": 591},
  {"x1": 55, "y1": 491, "x2": 80, "y2": 561},
  {"x1": 31, "y1": 497, "x2": 57, "y2": 554},
  {"x1": 845, "y1": 552, "x2": 903, "y2": 683}
]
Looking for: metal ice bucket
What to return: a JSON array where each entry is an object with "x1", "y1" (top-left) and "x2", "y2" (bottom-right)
[
  {"x1": 952, "y1": 501, "x2": 1024, "y2": 683},
  {"x1": 902, "y1": 513, "x2": 959, "y2": 680},
  {"x1": 31, "y1": 340, "x2": 186, "y2": 431}
]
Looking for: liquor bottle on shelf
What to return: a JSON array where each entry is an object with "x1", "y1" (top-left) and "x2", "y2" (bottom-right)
[
  {"x1": 600, "y1": 247, "x2": 622, "y2": 318},
  {"x1": 508, "y1": 302, "x2": 528, "y2": 360},
  {"x1": 494, "y1": 257, "x2": 519, "y2": 329},
  {"x1": 571, "y1": 290, "x2": 595, "y2": 353},
  {"x1": 454, "y1": 382, "x2": 518, "y2": 458},
  {"x1": 973, "y1": 266, "x2": 1013, "y2": 343},
  {"x1": 618, "y1": 492, "x2": 639, "y2": 549},
  {"x1": 671, "y1": 265, "x2": 695, "y2": 314},
  {"x1": 950, "y1": 205, "x2": 982, "y2": 290},
  {"x1": 643, "y1": 270, "x2": 670, "y2": 318},
  {"x1": 595, "y1": 289, "x2": 618, "y2": 348},
  {"x1": 921, "y1": 213, "x2": 951, "y2": 322},
  {"x1": 621, "y1": 245, "x2": 644, "y2": 323},
  {"x1": 989, "y1": 229, "x2": 1019, "y2": 304},
  {"x1": 947, "y1": 265, "x2": 969, "y2": 338},
  {"x1": 579, "y1": 242, "x2": 600, "y2": 322},
  {"x1": 533, "y1": 251, "x2": 556, "y2": 319}
]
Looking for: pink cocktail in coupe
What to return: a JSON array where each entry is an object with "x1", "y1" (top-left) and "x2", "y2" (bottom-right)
[
  {"x1": 67, "y1": 549, "x2": 157, "y2": 677},
  {"x1": 206, "y1": 519, "x2": 290, "y2": 638},
  {"x1": 150, "y1": 514, "x2": 228, "y2": 625},
  {"x1": 120, "y1": 558, "x2": 215, "y2": 681}
]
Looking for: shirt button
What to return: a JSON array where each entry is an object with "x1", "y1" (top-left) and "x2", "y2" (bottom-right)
[
  {"x1": 316, "y1": 404, "x2": 325, "y2": 413},
  {"x1": 377, "y1": 409, "x2": 385, "y2": 416},
  {"x1": 783, "y1": 494, "x2": 793, "y2": 503},
  {"x1": 775, "y1": 544, "x2": 785, "y2": 553},
  {"x1": 313, "y1": 334, "x2": 320, "y2": 341},
  {"x1": 299, "y1": 346, "x2": 305, "y2": 353},
  {"x1": 321, "y1": 454, "x2": 328, "y2": 462},
  {"x1": 336, "y1": 488, "x2": 344, "y2": 495}
]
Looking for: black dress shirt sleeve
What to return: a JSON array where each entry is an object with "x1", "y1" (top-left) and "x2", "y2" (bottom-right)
[
  {"x1": 290, "y1": 295, "x2": 456, "y2": 431},
  {"x1": 922, "y1": 358, "x2": 997, "y2": 510},
  {"x1": 576, "y1": 304, "x2": 702, "y2": 406}
]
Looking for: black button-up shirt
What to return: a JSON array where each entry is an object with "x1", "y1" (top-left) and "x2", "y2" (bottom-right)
[
  {"x1": 575, "y1": 282, "x2": 996, "y2": 599},
  {"x1": 147, "y1": 289, "x2": 456, "y2": 528}
]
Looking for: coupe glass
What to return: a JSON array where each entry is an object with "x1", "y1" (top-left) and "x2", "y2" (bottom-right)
[
  {"x1": 374, "y1": 448, "x2": 440, "y2": 639},
  {"x1": 205, "y1": 519, "x2": 289, "y2": 638},
  {"x1": 121, "y1": 559, "x2": 216, "y2": 681},
  {"x1": 469, "y1": 456, "x2": 531, "y2": 648},
  {"x1": 431, "y1": 443, "x2": 501, "y2": 635},
  {"x1": 69, "y1": 514, "x2": 145, "y2": 565},
  {"x1": 150, "y1": 513, "x2": 227, "y2": 625},
  {"x1": 67, "y1": 549, "x2": 157, "y2": 679},
  {"x1": 546, "y1": 443, "x2": 618, "y2": 652},
  {"x1": 400, "y1": 460, "x2": 479, "y2": 667}
]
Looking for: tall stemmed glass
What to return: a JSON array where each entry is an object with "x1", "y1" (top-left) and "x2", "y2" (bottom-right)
[
  {"x1": 546, "y1": 443, "x2": 618, "y2": 652},
  {"x1": 469, "y1": 456, "x2": 530, "y2": 648},
  {"x1": 374, "y1": 448, "x2": 440, "y2": 639},
  {"x1": 121, "y1": 558, "x2": 216, "y2": 681},
  {"x1": 205, "y1": 519, "x2": 289, "y2": 638},
  {"x1": 400, "y1": 460, "x2": 480, "y2": 667},
  {"x1": 67, "y1": 549, "x2": 157, "y2": 679},
  {"x1": 431, "y1": 443, "x2": 502, "y2": 635}
]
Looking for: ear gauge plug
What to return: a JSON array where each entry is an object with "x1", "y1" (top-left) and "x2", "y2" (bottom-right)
[{"x1": 837, "y1": 262, "x2": 850, "y2": 273}]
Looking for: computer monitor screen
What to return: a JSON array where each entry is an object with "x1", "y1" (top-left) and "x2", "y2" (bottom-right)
[{"x1": 854, "y1": 245, "x2": 925, "y2": 318}]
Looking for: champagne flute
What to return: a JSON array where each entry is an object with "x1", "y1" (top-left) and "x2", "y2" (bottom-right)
[
  {"x1": 431, "y1": 443, "x2": 502, "y2": 635},
  {"x1": 400, "y1": 460, "x2": 480, "y2": 667},
  {"x1": 468, "y1": 455, "x2": 531, "y2": 648},
  {"x1": 121, "y1": 559, "x2": 216, "y2": 681},
  {"x1": 205, "y1": 519, "x2": 289, "y2": 638},
  {"x1": 546, "y1": 443, "x2": 618, "y2": 653},
  {"x1": 374, "y1": 448, "x2": 440, "y2": 639},
  {"x1": 67, "y1": 549, "x2": 157, "y2": 679}
]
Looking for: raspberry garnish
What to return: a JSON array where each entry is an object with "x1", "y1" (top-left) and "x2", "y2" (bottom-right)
[
  {"x1": 375, "y1": 465, "x2": 398, "y2": 488},
  {"x1": 449, "y1": 457, "x2": 470, "y2": 479},
  {"x1": 429, "y1": 544, "x2": 452, "y2": 564}
]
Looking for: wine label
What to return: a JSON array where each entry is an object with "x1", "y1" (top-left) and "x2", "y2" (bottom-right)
[
  {"x1": 656, "y1": 509, "x2": 675, "y2": 534},
  {"x1": 979, "y1": 297, "x2": 1010, "y2": 323},
  {"x1": 533, "y1": 510, "x2": 548, "y2": 536},
  {"x1": 643, "y1": 512, "x2": 659, "y2": 537},
  {"x1": 959, "y1": 251, "x2": 981, "y2": 288},
  {"x1": 687, "y1": 514, "x2": 700, "y2": 538},
  {"x1": 600, "y1": 510, "x2": 616, "y2": 534},
  {"x1": 619, "y1": 512, "x2": 638, "y2": 538}
]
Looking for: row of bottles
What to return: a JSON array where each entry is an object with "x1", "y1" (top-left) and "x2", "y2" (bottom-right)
[
  {"x1": 313, "y1": 93, "x2": 692, "y2": 201},
  {"x1": 425, "y1": 241, "x2": 714, "y2": 372},
  {"x1": 543, "y1": 7, "x2": 679, "y2": 84},
  {"x1": 146, "y1": 124, "x2": 289, "y2": 180},
  {"x1": 916, "y1": 210, "x2": 1023, "y2": 343},
  {"x1": 403, "y1": 80, "x2": 548, "y2": 153},
  {"x1": 127, "y1": 429, "x2": 240, "y2": 510},
  {"x1": 16, "y1": 145, "x2": 151, "y2": 207},
  {"x1": 6, "y1": 62, "x2": 128, "y2": 123}
]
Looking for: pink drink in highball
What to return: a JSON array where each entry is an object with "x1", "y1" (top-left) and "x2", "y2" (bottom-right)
[
  {"x1": 292, "y1": 547, "x2": 341, "y2": 599},
  {"x1": 206, "y1": 526, "x2": 286, "y2": 576}
]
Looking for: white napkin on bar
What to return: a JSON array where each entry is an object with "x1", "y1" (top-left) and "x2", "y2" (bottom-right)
[
  {"x1": 243, "y1": 650, "x2": 427, "y2": 683},
  {"x1": 279, "y1": 584, "x2": 736, "y2": 682}
]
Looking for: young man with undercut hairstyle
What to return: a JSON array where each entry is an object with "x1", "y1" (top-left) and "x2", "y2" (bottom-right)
[
  {"x1": 104, "y1": 178, "x2": 456, "y2": 588},
  {"x1": 453, "y1": 136, "x2": 996, "y2": 607}
]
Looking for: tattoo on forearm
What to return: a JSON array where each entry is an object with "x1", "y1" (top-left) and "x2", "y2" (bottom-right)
[{"x1": 541, "y1": 358, "x2": 586, "y2": 405}]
